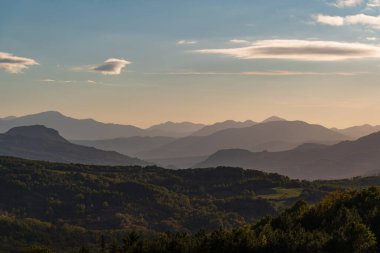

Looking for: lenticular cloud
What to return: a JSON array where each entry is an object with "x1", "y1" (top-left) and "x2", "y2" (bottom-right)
[
  {"x1": 92, "y1": 58, "x2": 131, "y2": 75},
  {"x1": 0, "y1": 52, "x2": 39, "y2": 73},
  {"x1": 196, "y1": 40, "x2": 380, "y2": 61}
]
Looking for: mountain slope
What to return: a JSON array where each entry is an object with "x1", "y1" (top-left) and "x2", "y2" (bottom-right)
[
  {"x1": 141, "y1": 121, "x2": 348, "y2": 160},
  {"x1": 333, "y1": 124, "x2": 380, "y2": 139},
  {"x1": 0, "y1": 111, "x2": 202, "y2": 140},
  {"x1": 0, "y1": 111, "x2": 146, "y2": 140},
  {"x1": 147, "y1": 121, "x2": 205, "y2": 136},
  {"x1": 73, "y1": 136, "x2": 176, "y2": 156},
  {"x1": 191, "y1": 120, "x2": 256, "y2": 136},
  {"x1": 261, "y1": 116, "x2": 286, "y2": 123},
  {"x1": 0, "y1": 125, "x2": 147, "y2": 166},
  {"x1": 197, "y1": 131, "x2": 380, "y2": 179}
]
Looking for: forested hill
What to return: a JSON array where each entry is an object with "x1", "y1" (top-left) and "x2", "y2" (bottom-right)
[
  {"x1": 2, "y1": 156, "x2": 380, "y2": 252},
  {"x1": 81, "y1": 187, "x2": 380, "y2": 253},
  {"x1": 0, "y1": 125, "x2": 147, "y2": 166}
]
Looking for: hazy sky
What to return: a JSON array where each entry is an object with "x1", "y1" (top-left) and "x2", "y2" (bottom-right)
[{"x1": 1, "y1": 0, "x2": 380, "y2": 128}]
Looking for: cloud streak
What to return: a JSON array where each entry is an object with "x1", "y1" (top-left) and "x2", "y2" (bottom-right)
[
  {"x1": 146, "y1": 70, "x2": 367, "y2": 76},
  {"x1": 315, "y1": 14, "x2": 380, "y2": 29},
  {"x1": 92, "y1": 58, "x2": 131, "y2": 75},
  {"x1": 177, "y1": 40, "x2": 198, "y2": 45},
  {"x1": 40, "y1": 79, "x2": 122, "y2": 87},
  {"x1": 334, "y1": 0, "x2": 363, "y2": 7},
  {"x1": 0, "y1": 52, "x2": 39, "y2": 73},
  {"x1": 230, "y1": 39, "x2": 250, "y2": 44},
  {"x1": 195, "y1": 39, "x2": 380, "y2": 61},
  {"x1": 367, "y1": 0, "x2": 380, "y2": 7},
  {"x1": 242, "y1": 71, "x2": 367, "y2": 76}
]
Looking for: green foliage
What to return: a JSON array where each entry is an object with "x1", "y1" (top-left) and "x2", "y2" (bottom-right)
[
  {"x1": 2, "y1": 157, "x2": 380, "y2": 252},
  {"x1": 85, "y1": 188, "x2": 380, "y2": 253}
]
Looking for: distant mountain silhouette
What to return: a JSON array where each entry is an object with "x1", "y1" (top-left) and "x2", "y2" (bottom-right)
[
  {"x1": 0, "y1": 125, "x2": 147, "y2": 166},
  {"x1": 140, "y1": 121, "x2": 348, "y2": 161},
  {"x1": 147, "y1": 121, "x2": 205, "y2": 136},
  {"x1": 196, "y1": 131, "x2": 380, "y2": 179},
  {"x1": 192, "y1": 120, "x2": 256, "y2": 136},
  {"x1": 74, "y1": 136, "x2": 176, "y2": 156},
  {"x1": 261, "y1": 116, "x2": 286, "y2": 123},
  {"x1": 0, "y1": 111, "x2": 201, "y2": 139},
  {"x1": 2, "y1": 116, "x2": 17, "y2": 120},
  {"x1": 332, "y1": 125, "x2": 380, "y2": 139}
]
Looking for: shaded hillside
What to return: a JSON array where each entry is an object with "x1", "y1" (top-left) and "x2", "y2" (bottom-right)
[
  {"x1": 141, "y1": 121, "x2": 348, "y2": 160},
  {"x1": 0, "y1": 125, "x2": 147, "y2": 166},
  {"x1": 192, "y1": 120, "x2": 256, "y2": 136},
  {"x1": 197, "y1": 131, "x2": 380, "y2": 179},
  {"x1": 73, "y1": 136, "x2": 176, "y2": 156}
]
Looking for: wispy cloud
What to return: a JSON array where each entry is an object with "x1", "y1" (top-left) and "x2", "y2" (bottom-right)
[
  {"x1": 0, "y1": 52, "x2": 39, "y2": 74},
  {"x1": 242, "y1": 70, "x2": 367, "y2": 76},
  {"x1": 230, "y1": 39, "x2": 250, "y2": 44},
  {"x1": 314, "y1": 14, "x2": 380, "y2": 29},
  {"x1": 334, "y1": 0, "x2": 363, "y2": 7},
  {"x1": 40, "y1": 79, "x2": 122, "y2": 87},
  {"x1": 92, "y1": 58, "x2": 131, "y2": 75},
  {"x1": 367, "y1": 0, "x2": 380, "y2": 7},
  {"x1": 41, "y1": 79, "x2": 73, "y2": 84},
  {"x1": 195, "y1": 39, "x2": 380, "y2": 61},
  {"x1": 177, "y1": 40, "x2": 198, "y2": 45},
  {"x1": 146, "y1": 70, "x2": 367, "y2": 76},
  {"x1": 145, "y1": 71, "x2": 240, "y2": 76}
]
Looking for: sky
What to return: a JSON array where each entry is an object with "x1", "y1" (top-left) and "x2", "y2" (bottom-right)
[{"x1": 1, "y1": 0, "x2": 380, "y2": 128}]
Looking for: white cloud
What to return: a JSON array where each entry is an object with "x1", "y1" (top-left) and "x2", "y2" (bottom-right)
[
  {"x1": 230, "y1": 39, "x2": 251, "y2": 44},
  {"x1": 0, "y1": 52, "x2": 39, "y2": 74},
  {"x1": 315, "y1": 14, "x2": 380, "y2": 29},
  {"x1": 195, "y1": 39, "x2": 380, "y2": 61},
  {"x1": 368, "y1": 0, "x2": 380, "y2": 7},
  {"x1": 92, "y1": 58, "x2": 131, "y2": 75},
  {"x1": 314, "y1": 14, "x2": 345, "y2": 26},
  {"x1": 366, "y1": 37, "x2": 378, "y2": 40},
  {"x1": 335, "y1": 0, "x2": 363, "y2": 7},
  {"x1": 177, "y1": 40, "x2": 198, "y2": 45}
]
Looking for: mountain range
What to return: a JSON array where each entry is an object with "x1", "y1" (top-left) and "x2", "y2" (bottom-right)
[
  {"x1": 140, "y1": 121, "x2": 348, "y2": 160},
  {"x1": 196, "y1": 131, "x2": 380, "y2": 179},
  {"x1": 73, "y1": 136, "x2": 176, "y2": 156},
  {"x1": 0, "y1": 125, "x2": 147, "y2": 166},
  {"x1": 0, "y1": 111, "x2": 203, "y2": 140},
  {"x1": 4, "y1": 111, "x2": 380, "y2": 171},
  {"x1": 332, "y1": 125, "x2": 380, "y2": 139},
  {"x1": 191, "y1": 120, "x2": 257, "y2": 136}
]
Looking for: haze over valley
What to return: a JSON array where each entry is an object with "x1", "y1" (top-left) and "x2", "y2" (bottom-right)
[{"x1": 2, "y1": 111, "x2": 380, "y2": 180}]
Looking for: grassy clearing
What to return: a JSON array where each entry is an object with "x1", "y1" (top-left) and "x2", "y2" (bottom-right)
[{"x1": 257, "y1": 187, "x2": 302, "y2": 200}]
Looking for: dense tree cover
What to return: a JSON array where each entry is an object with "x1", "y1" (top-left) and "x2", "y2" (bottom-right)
[
  {"x1": 16, "y1": 188, "x2": 380, "y2": 253},
  {"x1": 2, "y1": 156, "x2": 380, "y2": 252},
  {"x1": 0, "y1": 156, "x2": 307, "y2": 233}
]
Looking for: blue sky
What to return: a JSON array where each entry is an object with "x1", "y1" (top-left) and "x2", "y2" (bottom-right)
[{"x1": 1, "y1": 0, "x2": 380, "y2": 127}]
